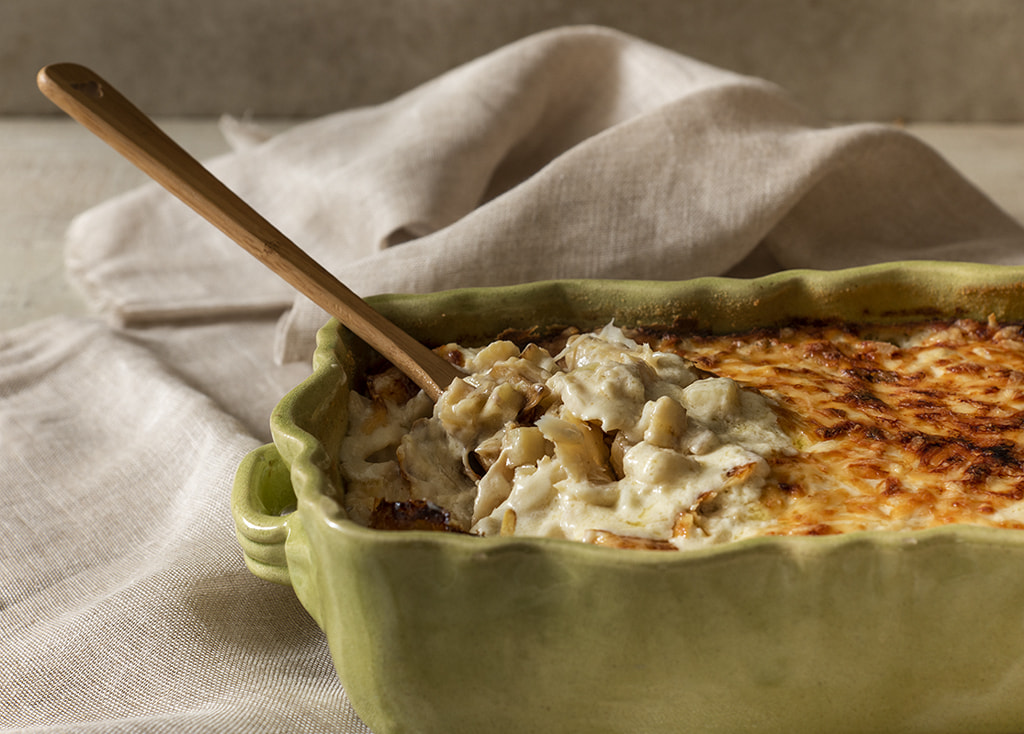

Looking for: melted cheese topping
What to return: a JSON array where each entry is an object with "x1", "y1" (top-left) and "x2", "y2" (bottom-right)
[
  {"x1": 339, "y1": 317, "x2": 1024, "y2": 550},
  {"x1": 652, "y1": 317, "x2": 1024, "y2": 537}
]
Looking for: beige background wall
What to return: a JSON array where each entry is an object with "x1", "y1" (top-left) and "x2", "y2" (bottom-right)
[{"x1": 3, "y1": 0, "x2": 1024, "y2": 122}]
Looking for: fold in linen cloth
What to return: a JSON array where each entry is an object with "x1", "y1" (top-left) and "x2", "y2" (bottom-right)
[
  {"x1": 65, "y1": 25, "x2": 1024, "y2": 365},
  {"x1": 7, "y1": 24, "x2": 1024, "y2": 734}
]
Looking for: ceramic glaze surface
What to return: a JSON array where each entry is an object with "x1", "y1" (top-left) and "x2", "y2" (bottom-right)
[{"x1": 233, "y1": 262, "x2": 1024, "y2": 734}]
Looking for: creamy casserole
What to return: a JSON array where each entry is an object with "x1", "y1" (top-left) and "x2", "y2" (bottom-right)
[{"x1": 339, "y1": 317, "x2": 1024, "y2": 549}]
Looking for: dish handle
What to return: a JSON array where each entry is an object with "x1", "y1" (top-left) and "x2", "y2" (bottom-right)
[{"x1": 231, "y1": 443, "x2": 297, "y2": 586}]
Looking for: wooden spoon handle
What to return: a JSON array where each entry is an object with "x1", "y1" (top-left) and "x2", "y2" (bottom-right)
[{"x1": 37, "y1": 62, "x2": 461, "y2": 400}]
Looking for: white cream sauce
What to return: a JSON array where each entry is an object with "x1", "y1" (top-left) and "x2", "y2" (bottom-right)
[{"x1": 340, "y1": 324, "x2": 793, "y2": 548}]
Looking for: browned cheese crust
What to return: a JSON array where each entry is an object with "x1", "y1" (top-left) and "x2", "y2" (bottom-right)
[{"x1": 640, "y1": 317, "x2": 1024, "y2": 536}]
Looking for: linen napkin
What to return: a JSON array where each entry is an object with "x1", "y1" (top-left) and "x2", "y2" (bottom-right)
[
  {"x1": 64, "y1": 25, "x2": 1024, "y2": 365},
  {"x1": 6, "y1": 23, "x2": 1024, "y2": 734},
  {"x1": 0, "y1": 317, "x2": 356, "y2": 732}
]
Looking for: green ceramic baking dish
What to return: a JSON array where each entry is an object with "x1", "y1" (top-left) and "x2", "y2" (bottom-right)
[{"x1": 233, "y1": 261, "x2": 1024, "y2": 734}]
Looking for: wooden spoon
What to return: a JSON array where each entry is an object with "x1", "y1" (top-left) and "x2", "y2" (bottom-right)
[{"x1": 37, "y1": 62, "x2": 462, "y2": 401}]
